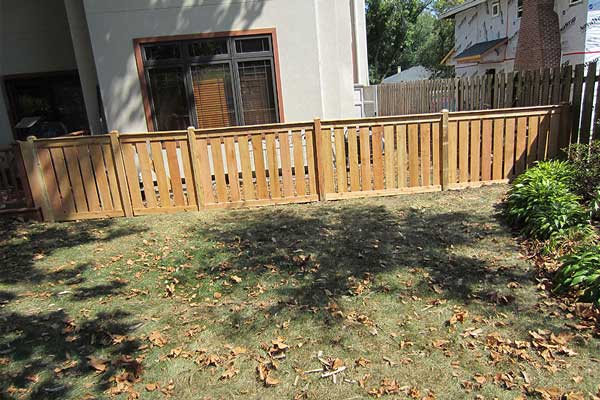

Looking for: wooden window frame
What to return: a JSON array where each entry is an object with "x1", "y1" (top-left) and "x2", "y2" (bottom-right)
[{"x1": 133, "y1": 28, "x2": 285, "y2": 132}]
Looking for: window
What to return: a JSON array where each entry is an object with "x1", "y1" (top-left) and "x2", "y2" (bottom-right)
[
  {"x1": 4, "y1": 72, "x2": 89, "y2": 140},
  {"x1": 517, "y1": 0, "x2": 523, "y2": 18},
  {"x1": 491, "y1": 1, "x2": 500, "y2": 16},
  {"x1": 141, "y1": 35, "x2": 279, "y2": 131}
]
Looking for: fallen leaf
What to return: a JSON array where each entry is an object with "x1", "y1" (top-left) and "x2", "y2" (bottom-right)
[
  {"x1": 145, "y1": 383, "x2": 158, "y2": 392},
  {"x1": 88, "y1": 356, "x2": 108, "y2": 373},
  {"x1": 148, "y1": 331, "x2": 168, "y2": 347}
]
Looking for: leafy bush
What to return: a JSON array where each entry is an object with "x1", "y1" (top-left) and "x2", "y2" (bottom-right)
[
  {"x1": 567, "y1": 141, "x2": 600, "y2": 209},
  {"x1": 554, "y1": 246, "x2": 600, "y2": 306},
  {"x1": 504, "y1": 161, "x2": 589, "y2": 241}
]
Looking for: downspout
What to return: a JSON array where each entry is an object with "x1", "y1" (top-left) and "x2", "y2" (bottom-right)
[{"x1": 313, "y1": 0, "x2": 327, "y2": 118}]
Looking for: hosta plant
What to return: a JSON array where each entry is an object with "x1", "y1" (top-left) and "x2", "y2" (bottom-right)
[
  {"x1": 554, "y1": 246, "x2": 600, "y2": 306},
  {"x1": 505, "y1": 161, "x2": 589, "y2": 241}
]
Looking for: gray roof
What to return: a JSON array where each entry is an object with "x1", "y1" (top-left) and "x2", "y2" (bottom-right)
[
  {"x1": 455, "y1": 38, "x2": 508, "y2": 59},
  {"x1": 382, "y1": 66, "x2": 432, "y2": 83},
  {"x1": 440, "y1": 0, "x2": 486, "y2": 19}
]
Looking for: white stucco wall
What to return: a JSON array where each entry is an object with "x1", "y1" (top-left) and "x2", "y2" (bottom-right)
[
  {"x1": 0, "y1": 0, "x2": 78, "y2": 144},
  {"x1": 64, "y1": 0, "x2": 103, "y2": 134},
  {"x1": 83, "y1": 0, "x2": 364, "y2": 133}
]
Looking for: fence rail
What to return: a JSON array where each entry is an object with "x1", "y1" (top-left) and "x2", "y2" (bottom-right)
[
  {"x1": 373, "y1": 62, "x2": 597, "y2": 146},
  {"x1": 1, "y1": 104, "x2": 569, "y2": 222}
]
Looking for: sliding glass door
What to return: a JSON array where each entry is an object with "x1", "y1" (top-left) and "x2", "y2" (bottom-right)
[{"x1": 147, "y1": 67, "x2": 191, "y2": 130}]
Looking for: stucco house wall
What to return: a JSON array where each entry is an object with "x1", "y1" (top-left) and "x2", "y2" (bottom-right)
[
  {"x1": 0, "y1": 0, "x2": 78, "y2": 144},
  {"x1": 83, "y1": 0, "x2": 365, "y2": 133}
]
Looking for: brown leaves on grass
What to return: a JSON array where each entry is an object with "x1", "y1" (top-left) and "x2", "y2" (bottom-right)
[
  {"x1": 486, "y1": 332, "x2": 533, "y2": 363},
  {"x1": 88, "y1": 356, "x2": 108, "y2": 373},
  {"x1": 106, "y1": 356, "x2": 144, "y2": 399},
  {"x1": 257, "y1": 359, "x2": 280, "y2": 386},
  {"x1": 532, "y1": 387, "x2": 585, "y2": 400},
  {"x1": 447, "y1": 308, "x2": 468, "y2": 326},
  {"x1": 148, "y1": 331, "x2": 168, "y2": 347},
  {"x1": 267, "y1": 337, "x2": 289, "y2": 359},
  {"x1": 355, "y1": 357, "x2": 371, "y2": 368},
  {"x1": 220, "y1": 363, "x2": 239, "y2": 380},
  {"x1": 368, "y1": 379, "x2": 425, "y2": 398}
]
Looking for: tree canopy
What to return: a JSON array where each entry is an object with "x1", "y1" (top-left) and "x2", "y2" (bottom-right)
[{"x1": 366, "y1": 0, "x2": 463, "y2": 83}]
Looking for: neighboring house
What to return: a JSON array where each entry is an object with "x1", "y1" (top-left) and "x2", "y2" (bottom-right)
[
  {"x1": 0, "y1": 0, "x2": 369, "y2": 144},
  {"x1": 381, "y1": 66, "x2": 432, "y2": 83},
  {"x1": 441, "y1": 0, "x2": 594, "y2": 77}
]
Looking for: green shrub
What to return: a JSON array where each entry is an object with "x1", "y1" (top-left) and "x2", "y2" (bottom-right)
[
  {"x1": 567, "y1": 141, "x2": 600, "y2": 210},
  {"x1": 554, "y1": 246, "x2": 600, "y2": 306},
  {"x1": 505, "y1": 161, "x2": 589, "y2": 241}
]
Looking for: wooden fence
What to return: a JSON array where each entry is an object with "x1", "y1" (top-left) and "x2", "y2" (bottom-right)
[
  {"x1": 375, "y1": 62, "x2": 597, "y2": 145},
  {"x1": 0, "y1": 145, "x2": 34, "y2": 215},
  {"x1": 5, "y1": 104, "x2": 567, "y2": 222}
]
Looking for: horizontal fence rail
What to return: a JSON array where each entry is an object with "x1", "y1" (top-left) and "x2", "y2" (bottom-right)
[{"x1": 6, "y1": 104, "x2": 569, "y2": 222}]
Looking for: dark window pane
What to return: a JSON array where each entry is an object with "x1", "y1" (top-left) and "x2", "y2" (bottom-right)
[
  {"x1": 6, "y1": 74, "x2": 88, "y2": 139},
  {"x1": 237, "y1": 60, "x2": 278, "y2": 125},
  {"x1": 147, "y1": 68, "x2": 190, "y2": 130},
  {"x1": 188, "y1": 39, "x2": 228, "y2": 57},
  {"x1": 191, "y1": 64, "x2": 237, "y2": 128},
  {"x1": 144, "y1": 43, "x2": 181, "y2": 61},
  {"x1": 235, "y1": 37, "x2": 270, "y2": 53}
]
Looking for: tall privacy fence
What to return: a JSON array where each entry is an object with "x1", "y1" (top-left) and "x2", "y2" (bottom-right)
[
  {"x1": 373, "y1": 62, "x2": 598, "y2": 145},
  {"x1": 0, "y1": 104, "x2": 568, "y2": 222}
]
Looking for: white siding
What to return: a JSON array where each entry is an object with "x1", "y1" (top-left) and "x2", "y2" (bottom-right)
[
  {"x1": 452, "y1": 0, "x2": 519, "y2": 77},
  {"x1": 451, "y1": 0, "x2": 590, "y2": 76}
]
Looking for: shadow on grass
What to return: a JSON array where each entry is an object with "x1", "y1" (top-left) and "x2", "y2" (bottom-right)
[
  {"x1": 0, "y1": 218, "x2": 147, "y2": 285},
  {"x1": 0, "y1": 218, "x2": 147, "y2": 399},
  {"x1": 181, "y1": 202, "x2": 532, "y2": 338},
  {"x1": 0, "y1": 309, "x2": 142, "y2": 399}
]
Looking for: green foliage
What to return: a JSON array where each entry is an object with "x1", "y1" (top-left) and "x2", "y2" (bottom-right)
[
  {"x1": 366, "y1": 0, "x2": 461, "y2": 83},
  {"x1": 367, "y1": 0, "x2": 430, "y2": 83},
  {"x1": 567, "y1": 140, "x2": 600, "y2": 214},
  {"x1": 504, "y1": 161, "x2": 589, "y2": 241},
  {"x1": 555, "y1": 246, "x2": 600, "y2": 306}
]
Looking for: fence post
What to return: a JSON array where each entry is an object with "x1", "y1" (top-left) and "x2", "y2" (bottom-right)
[
  {"x1": 186, "y1": 127, "x2": 205, "y2": 211},
  {"x1": 109, "y1": 130, "x2": 134, "y2": 217},
  {"x1": 440, "y1": 110, "x2": 450, "y2": 190},
  {"x1": 312, "y1": 118, "x2": 326, "y2": 201},
  {"x1": 18, "y1": 137, "x2": 54, "y2": 222},
  {"x1": 559, "y1": 102, "x2": 572, "y2": 156},
  {"x1": 13, "y1": 144, "x2": 34, "y2": 209}
]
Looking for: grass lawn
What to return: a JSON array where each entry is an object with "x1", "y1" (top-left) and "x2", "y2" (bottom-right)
[{"x1": 1, "y1": 185, "x2": 599, "y2": 400}]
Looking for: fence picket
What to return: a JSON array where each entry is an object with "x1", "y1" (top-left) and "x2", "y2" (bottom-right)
[
  {"x1": 372, "y1": 126, "x2": 385, "y2": 190},
  {"x1": 359, "y1": 127, "x2": 372, "y2": 190},
  {"x1": 292, "y1": 132, "x2": 306, "y2": 196}
]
